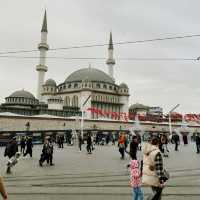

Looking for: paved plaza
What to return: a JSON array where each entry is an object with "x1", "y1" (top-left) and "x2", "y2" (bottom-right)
[{"x1": 0, "y1": 142, "x2": 200, "y2": 200}]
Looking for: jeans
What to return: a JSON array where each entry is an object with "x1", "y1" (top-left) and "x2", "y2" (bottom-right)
[{"x1": 133, "y1": 187, "x2": 143, "y2": 200}]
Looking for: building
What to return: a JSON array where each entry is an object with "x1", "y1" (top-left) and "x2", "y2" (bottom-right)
[{"x1": 0, "y1": 11, "x2": 129, "y2": 119}]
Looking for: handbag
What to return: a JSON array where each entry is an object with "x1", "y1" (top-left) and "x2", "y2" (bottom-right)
[{"x1": 163, "y1": 169, "x2": 170, "y2": 181}]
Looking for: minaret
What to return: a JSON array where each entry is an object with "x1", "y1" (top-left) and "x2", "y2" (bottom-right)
[
  {"x1": 36, "y1": 10, "x2": 49, "y2": 101},
  {"x1": 106, "y1": 32, "x2": 115, "y2": 79}
]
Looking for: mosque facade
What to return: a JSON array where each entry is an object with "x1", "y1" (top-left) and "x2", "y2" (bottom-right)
[{"x1": 0, "y1": 11, "x2": 129, "y2": 120}]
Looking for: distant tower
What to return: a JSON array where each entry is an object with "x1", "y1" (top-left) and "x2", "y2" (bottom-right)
[
  {"x1": 36, "y1": 10, "x2": 49, "y2": 101},
  {"x1": 106, "y1": 32, "x2": 115, "y2": 79}
]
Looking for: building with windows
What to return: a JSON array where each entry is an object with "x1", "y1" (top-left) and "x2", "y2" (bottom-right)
[{"x1": 0, "y1": 11, "x2": 129, "y2": 119}]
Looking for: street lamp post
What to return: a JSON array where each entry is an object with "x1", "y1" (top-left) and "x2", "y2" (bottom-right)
[
  {"x1": 81, "y1": 95, "x2": 91, "y2": 138},
  {"x1": 168, "y1": 104, "x2": 180, "y2": 135}
]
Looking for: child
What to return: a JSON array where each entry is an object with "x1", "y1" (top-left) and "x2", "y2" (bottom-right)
[{"x1": 129, "y1": 159, "x2": 144, "y2": 200}]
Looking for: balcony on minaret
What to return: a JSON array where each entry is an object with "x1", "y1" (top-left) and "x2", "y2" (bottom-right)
[
  {"x1": 106, "y1": 58, "x2": 115, "y2": 65},
  {"x1": 36, "y1": 64, "x2": 48, "y2": 72},
  {"x1": 38, "y1": 43, "x2": 49, "y2": 50}
]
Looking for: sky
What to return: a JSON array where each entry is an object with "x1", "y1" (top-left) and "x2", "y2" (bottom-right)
[{"x1": 0, "y1": 0, "x2": 200, "y2": 114}]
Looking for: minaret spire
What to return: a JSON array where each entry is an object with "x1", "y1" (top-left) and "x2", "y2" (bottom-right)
[
  {"x1": 106, "y1": 32, "x2": 115, "y2": 79},
  {"x1": 36, "y1": 10, "x2": 49, "y2": 101},
  {"x1": 41, "y1": 10, "x2": 48, "y2": 33},
  {"x1": 108, "y1": 32, "x2": 113, "y2": 50}
]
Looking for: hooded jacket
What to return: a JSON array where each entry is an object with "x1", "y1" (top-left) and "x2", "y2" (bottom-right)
[{"x1": 142, "y1": 142, "x2": 161, "y2": 187}]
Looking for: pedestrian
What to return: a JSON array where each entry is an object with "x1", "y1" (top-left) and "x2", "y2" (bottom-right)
[
  {"x1": 0, "y1": 176, "x2": 8, "y2": 200},
  {"x1": 106, "y1": 134, "x2": 110, "y2": 145},
  {"x1": 129, "y1": 135, "x2": 138, "y2": 160},
  {"x1": 183, "y1": 134, "x2": 188, "y2": 145},
  {"x1": 39, "y1": 137, "x2": 54, "y2": 166},
  {"x1": 4, "y1": 137, "x2": 19, "y2": 174},
  {"x1": 118, "y1": 133, "x2": 126, "y2": 159},
  {"x1": 60, "y1": 135, "x2": 64, "y2": 148},
  {"x1": 195, "y1": 133, "x2": 200, "y2": 153},
  {"x1": 86, "y1": 134, "x2": 92, "y2": 154},
  {"x1": 20, "y1": 136, "x2": 26, "y2": 154},
  {"x1": 78, "y1": 133, "x2": 83, "y2": 151},
  {"x1": 57, "y1": 136, "x2": 61, "y2": 148},
  {"x1": 128, "y1": 159, "x2": 143, "y2": 200},
  {"x1": 142, "y1": 135, "x2": 169, "y2": 200},
  {"x1": 112, "y1": 134, "x2": 116, "y2": 145},
  {"x1": 23, "y1": 137, "x2": 33, "y2": 157},
  {"x1": 172, "y1": 132, "x2": 180, "y2": 151},
  {"x1": 125, "y1": 134, "x2": 129, "y2": 152}
]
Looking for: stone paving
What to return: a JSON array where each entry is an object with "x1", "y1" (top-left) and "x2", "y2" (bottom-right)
[{"x1": 0, "y1": 141, "x2": 200, "y2": 200}]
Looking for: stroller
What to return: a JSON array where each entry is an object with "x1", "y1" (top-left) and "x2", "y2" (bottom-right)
[{"x1": 6, "y1": 152, "x2": 21, "y2": 174}]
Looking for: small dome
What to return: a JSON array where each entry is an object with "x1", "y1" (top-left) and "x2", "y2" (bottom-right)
[
  {"x1": 65, "y1": 68, "x2": 114, "y2": 84},
  {"x1": 44, "y1": 79, "x2": 56, "y2": 86},
  {"x1": 9, "y1": 90, "x2": 35, "y2": 99},
  {"x1": 129, "y1": 103, "x2": 149, "y2": 110},
  {"x1": 119, "y1": 83, "x2": 128, "y2": 88}
]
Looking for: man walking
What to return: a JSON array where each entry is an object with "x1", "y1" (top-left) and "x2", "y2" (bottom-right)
[
  {"x1": 195, "y1": 133, "x2": 200, "y2": 153},
  {"x1": 23, "y1": 137, "x2": 33, "y2": 157},
  {"x1": 172, "y1": 132, "x2": 180, "y2": 151},
  {"x1": 142, "y1": 135, "x2": 169, "y2": 200}
]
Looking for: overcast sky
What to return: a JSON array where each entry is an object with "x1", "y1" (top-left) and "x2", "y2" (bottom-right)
[{"x1": 0, "y1": 0, "x2": 200, "y2": 114}]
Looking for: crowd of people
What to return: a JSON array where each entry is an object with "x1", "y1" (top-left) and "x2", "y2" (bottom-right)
[{"x1": 1, "y1": 130, "x2": 200, "y2": 200}]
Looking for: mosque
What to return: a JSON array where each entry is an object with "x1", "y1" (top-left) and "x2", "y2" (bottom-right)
[{"x1": 0, "y1": 11, "x2": 129, "y2": 119}]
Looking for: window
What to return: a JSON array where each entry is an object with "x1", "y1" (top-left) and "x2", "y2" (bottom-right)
[
  {"x1": 65, "y1": 96, "x2": 70, "y2": 106},
  {"x1": 72, "y1": 95, "x2": 79, "y2": 107},
  {"x1": 109, "y1": 85, "x2": 112, "y2": 90},
  {"x1": 68, "y1": 84, "x2": 71, "y2": 88},
  {"x1": 103, "y1": 84, "x2": 107, "y2": 89},
  {"x1": 74, "y1": 83, "x2": 78, "y2": 88},
  {"x1": 96, "y1": 83, "x2": 100, "y2": 88}
]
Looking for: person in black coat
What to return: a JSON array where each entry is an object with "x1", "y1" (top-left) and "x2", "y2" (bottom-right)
[
  {"x1": 172, "y1": 133, "x2": 180, "y2": 151},
  {"x1": 87, "y1": 134, "x2": 92, "y2": 154},
  {"x1": 23, "y1": 137, "x2": 33, "y2": 157},
  {"x1": 196, "y1": 133, "x2": 200, "y2": 153},
  {"x1": 20, "y1": 136, "x2": 26, "y2": 154},
  {"x1": 4, "y1": 137, "x2": 18, "y2": 159},
  {"x1": 129, "y1": 135, "x2": 138, "y2": 160}
]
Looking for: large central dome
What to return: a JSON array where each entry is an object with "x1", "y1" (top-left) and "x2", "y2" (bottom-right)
[{"x1": 65, "y1": 68, "x2": 115, "y2": 84}]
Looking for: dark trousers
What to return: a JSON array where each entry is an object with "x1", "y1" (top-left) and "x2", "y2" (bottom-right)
[
  {"x1": 47, "y1": 154, "x2": 53, "y2": 164},
  {"x1": 175, "y1": 143, "x2": 179, "y2": 151},
  {"x1": 24, "y1": 149, "x2": 32, "y2": 157},
  {"x1": 151, "y1": 187, "x2": 163, "y2": 200},
  {"x1": 196, "y1": 143, "x2": 200, "y2": 153},
  {"x1": 79, "y1": 142, "x2": 82, "y2": 151},
  {"x1": 119, "y1": 148, "x2": 125, "y2": 159},
  {"x1": 21, "y1": 146, "x2": 25, "y2": 154},
  {"x1": 87, "y1": 144, "x2": 92, "y2": 153}
]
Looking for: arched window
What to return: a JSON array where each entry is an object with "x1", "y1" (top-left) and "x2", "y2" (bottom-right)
[
  {"x1": 103, "y1": 84, "x2": 107, "y2": 89},
  {"x1": 65, "y1": 96, "x2": 70, "y2": 107},
  {"x1": 109, "y1": 85, "x2": 112, "y2": 90},
  {"x1": 96, "y1": 83, "x2": 100, "y2": 88},
  {"x1": 68, "y1": 84, "x2": 71, "y2": 88},
  {"x1": 74, "y1": 83, "x2": 78, "y2": 88},
  {"x1": 72, "y1": 95, "x2": 79, "y2": 107}
]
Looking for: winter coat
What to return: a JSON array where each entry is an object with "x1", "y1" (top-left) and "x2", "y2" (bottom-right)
[
  {"x1": 130, "y1": 160, "x2": 141, "y2": 187},
  {"x1": 4, "y1": 141, "x2": 18, "y2": 158},
  {"x1": 129, "y1": 141, "x2": 138, "y2": 159},
  {"x1": 142, "y1": 143, "x2": 161, "y2": 187}
]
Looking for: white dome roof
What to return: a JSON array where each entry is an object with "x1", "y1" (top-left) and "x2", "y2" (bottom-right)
[{"x1": 65, "y1": 68, "x2": 114, "y2": 84}]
